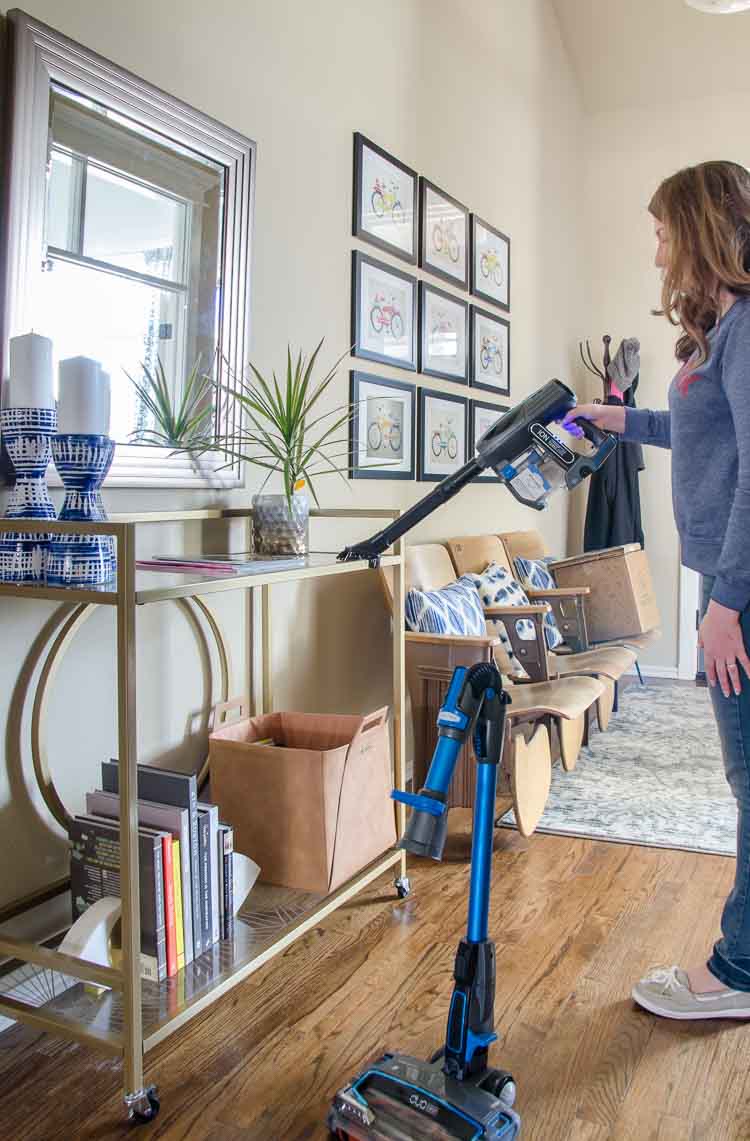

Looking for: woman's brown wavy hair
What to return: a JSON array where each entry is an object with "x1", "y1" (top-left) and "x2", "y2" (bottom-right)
[{"x1": 649, "y1": 161, "x2": 750, "y2": 366}]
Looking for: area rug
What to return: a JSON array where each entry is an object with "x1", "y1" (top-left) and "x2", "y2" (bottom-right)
[{"x1": 501, "y1": 683, "x2": 738, "y2": 855}]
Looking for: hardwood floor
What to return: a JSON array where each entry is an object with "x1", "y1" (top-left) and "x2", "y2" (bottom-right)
[{"x1": 0, "y1": 817, "x2": 745, "y2": 1141}]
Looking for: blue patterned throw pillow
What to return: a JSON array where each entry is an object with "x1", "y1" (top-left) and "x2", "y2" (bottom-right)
[
  {"x1": 514, "y1": 555, "x2": 556, "y2": 592},
  {"x1": 467, "y1": 561, "x2": 563, "y2": 652},
  {"x1": 404, "y1": 574, "x2": 486, "y2": 636}
]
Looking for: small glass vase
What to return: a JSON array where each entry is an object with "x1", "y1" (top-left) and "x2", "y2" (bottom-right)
[
  {"x1": 46, "y1": 434, "x2": 116, "y2": 587},
  {"x1": 252, "y1": 492, "x2": 309, "y2": 557},
  {"x1": 0, "y1": 407, "x2": 57, "y2": 584}
]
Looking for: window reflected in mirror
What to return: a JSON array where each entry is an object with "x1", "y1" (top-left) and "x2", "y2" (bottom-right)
[{"x1": 39, "y1": 87, "x2": 225, "y2": 446}]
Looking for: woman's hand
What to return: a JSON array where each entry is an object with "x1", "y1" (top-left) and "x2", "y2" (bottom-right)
[
  {"x1": 699, "y1": 599, "x2": 750, "y2": 697},
  {"x1": 561, "y1": 403, "x2": 627, "y2": 438}
]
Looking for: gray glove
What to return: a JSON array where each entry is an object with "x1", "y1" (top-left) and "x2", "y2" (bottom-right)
[{"x1": 607, "y1": 337, "x2": 640, "y2": 391}]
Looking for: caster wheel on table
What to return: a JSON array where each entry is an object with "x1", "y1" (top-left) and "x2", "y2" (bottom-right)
[
  {"x1": 126, "y1": 1085, "x2": 160, "y2": 1125},
  {"x1": 481, "y1": 1068, "x2": 517, "y2": 1107},
  {"x1": 394, "y1": 875, "x2": 411, "y2": 899}
]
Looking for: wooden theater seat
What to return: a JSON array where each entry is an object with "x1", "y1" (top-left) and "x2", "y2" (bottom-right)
[
  {"x1": 445, "y1": 534, "x2": 635, "y2": 731},
  {"x1": 379, "y1": 548, "x2": 605, "y2": 835}
]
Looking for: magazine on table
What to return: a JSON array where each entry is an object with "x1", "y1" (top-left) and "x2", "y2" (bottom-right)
[{"x1": 136, "y1": 553, "x2": 308, "y2": 576}]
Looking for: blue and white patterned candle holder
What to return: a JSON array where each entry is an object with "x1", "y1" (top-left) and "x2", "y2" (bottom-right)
[
  {"x1": 0, "y1": 407, "x2": 58, "y2": 584},
  {"x1": 46, "y1": 434, "x2": 116, "y2": 587}
]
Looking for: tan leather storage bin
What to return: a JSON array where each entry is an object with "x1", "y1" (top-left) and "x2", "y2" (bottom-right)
[
  {"x1": 209, "y1": 700, "x2": 396, "y2": 893},
  {"x1": 551, "y1": 545, "x2": 659, "y2": 641}
]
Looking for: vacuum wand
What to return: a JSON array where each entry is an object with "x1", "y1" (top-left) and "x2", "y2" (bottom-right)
[{"x1": 338, "y1": 378, "x2": 616, "y2": 566}]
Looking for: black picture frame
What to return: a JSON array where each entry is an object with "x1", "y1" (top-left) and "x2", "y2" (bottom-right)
[
  {"x1": 417, "y1": 385, "x2": 468, "y2": 482},
  {"x1": 470, "y1": 398, "x2": 510, "y2": 483},
  {"x1": 470, "y1": 214, "x2": 511, "y2": 311},
  {"x1": 469, "y1": 305, "x2": 510, "y2": 397},
  {"x1": 349, "y1": 371, "x2": 416, "y2": 481},
  {"x1": 419, "y1": 177, "x2": 469, "y2": 290},
  {"x1": 418, "y1": 281, "x2": 468, "y2": 384},
  {"x1": 352, "y1": 132, "x2": 418, "y2": 264},
  {"x1": 351, "y1": 250, "x2": 417, "y2": 371}
]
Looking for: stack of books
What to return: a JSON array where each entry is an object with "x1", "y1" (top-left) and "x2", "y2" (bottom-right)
[{"x1": 69, "y1": 761, "x2": 235, "y2": 983}]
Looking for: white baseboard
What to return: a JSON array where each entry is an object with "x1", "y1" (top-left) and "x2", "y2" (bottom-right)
[{"x1": 626, "y1": 664, "x2": 679, "y2": 679}]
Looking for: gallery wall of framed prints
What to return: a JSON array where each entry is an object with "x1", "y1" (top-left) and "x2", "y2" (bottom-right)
[{"x1": 349, "y1": 130, "x2": 513, "y2": 482}]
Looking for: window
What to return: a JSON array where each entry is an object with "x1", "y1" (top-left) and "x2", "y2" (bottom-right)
[{"x1": 39, "y1": 88, "x2": 225, "y2": 446}]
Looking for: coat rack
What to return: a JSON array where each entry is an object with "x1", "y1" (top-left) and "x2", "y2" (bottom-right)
[{"x1": 579, "y1": 334, "x2": 613, "y2": 401}]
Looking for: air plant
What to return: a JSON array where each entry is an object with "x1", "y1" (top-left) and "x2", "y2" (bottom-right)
[
  {"x1": 128, "y1": 355, "x2": 214, "y2": 448},
  {"x1": 189, "y1": 340, "x2": 354, "y2": 508}
]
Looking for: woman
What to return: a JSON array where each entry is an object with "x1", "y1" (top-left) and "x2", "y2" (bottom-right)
[{"x1": 564, "y1": 160, "x2": 750, "y2": 1020}]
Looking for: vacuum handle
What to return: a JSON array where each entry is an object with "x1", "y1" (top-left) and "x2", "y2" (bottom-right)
[{"x1": 571, "y1": 416, "x2": 614, "y2": 448}]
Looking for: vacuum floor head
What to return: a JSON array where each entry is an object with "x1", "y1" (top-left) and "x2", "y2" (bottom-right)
[{"x1": 328, "y1": 1053, "x2": 520, "y2": 1140}]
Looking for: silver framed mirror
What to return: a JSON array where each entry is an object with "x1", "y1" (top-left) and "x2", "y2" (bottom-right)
[{"x1": 2, "y1": 10, "x2": 255, "y2": 487}]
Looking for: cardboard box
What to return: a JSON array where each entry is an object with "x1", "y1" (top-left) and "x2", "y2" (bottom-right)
[
  {"x1": 550, "y1": 544, "x2": 660, "y2": 641},
  {"x1": 209, "y1": 701, "x2": 396, "y2": 894}
]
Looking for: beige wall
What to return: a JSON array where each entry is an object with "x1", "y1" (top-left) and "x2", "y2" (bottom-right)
[
  {"x1": 580, "y1": 94, "x2": 750, "y2": 670},
  {"x1": 0, "y1": 0, "x2": 585, "y2": 921}
]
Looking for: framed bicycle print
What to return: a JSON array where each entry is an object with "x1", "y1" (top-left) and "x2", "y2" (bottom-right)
[
  {"x1": 419, "y1": 178, "x2": 469, "y2": 289},
  {"x1": 418, "y1": 386, "x2": 468, "y2": 482},
  {"x1": 352, "y1": 133, "x2": 418, "y2": 264},
  {"x1": 351, "y1": 251, "x2": 417, "y2": 371},
  {"x1": 419, "y1": 281, "x2": 468, "y2": 383},
  {"x1": 349, "y1": 371, "x2": 416, "y2": 480},
  {"x1": 469, "y1": 305, "x2": 510, "y2": 396},
  {"x1": 470, "y1": 215, "x2": 510, "y2": 310},
  {"x1": 470, "y1": 398, "x2": 509, "y2": 483}
]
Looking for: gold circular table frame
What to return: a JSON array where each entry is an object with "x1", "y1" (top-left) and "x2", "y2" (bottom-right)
[{"x1": 30, "y1": 596, "x2": 231, "y2": 833}]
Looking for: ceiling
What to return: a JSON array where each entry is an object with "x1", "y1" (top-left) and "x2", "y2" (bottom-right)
[{"x1": 551, "y1": 0, "x2": 750, "y2": 112}]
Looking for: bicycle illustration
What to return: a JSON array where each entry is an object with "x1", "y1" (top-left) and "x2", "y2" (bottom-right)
[
  {"x1": 431, "y1": 419, "x2": 459, "y2": 460},
  {"x1": 431, "y1": 218, "x2": 460, "y2": 263},
  {"x1": 371, "y1": 177, "x2": 403, "y2": 224},
  {"x1": 480, "y1": 247, "x2": 504, "y2": 287},
  {"x1": 480, "y1": 335, "x2": 504, "y2": 375},
  {"x1": 431, "y1": 309, "x2": 455, "y2": 338},
  {"x1": 369, "y1": 293, "x2": 404, "y2": 339},
  {"x1": 367, "y1": 403, "x2": 402, "y2": 454}
]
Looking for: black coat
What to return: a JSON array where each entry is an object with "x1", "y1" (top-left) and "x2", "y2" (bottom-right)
[{"x1": 583, "y1": 379, "x2": 645, "y2": 551}]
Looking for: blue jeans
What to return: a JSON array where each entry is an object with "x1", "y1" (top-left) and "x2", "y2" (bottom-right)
[{"x1": 702, "y1": 575, "x2": 750, "y2": 990}]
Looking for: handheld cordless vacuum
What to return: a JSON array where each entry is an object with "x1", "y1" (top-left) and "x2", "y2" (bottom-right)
[
  {"x1": 328, "y1": 380, "x2": 616, "y2": 1140},
  {"x1": 338, "y1": 379, "x2": 616, "y2": 567}
]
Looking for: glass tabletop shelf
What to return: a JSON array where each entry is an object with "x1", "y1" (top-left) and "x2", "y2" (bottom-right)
[{"x1": 0, "y1": 552, "x2": 401, "y2": 606}]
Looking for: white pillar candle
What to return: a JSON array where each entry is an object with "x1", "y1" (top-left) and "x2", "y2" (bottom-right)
[
  {"x1": 8, "y1": 333, "x2": 55, "y2": 408},
  {"x1": 58, "y1": 356, "x2": 111, "y2": 435}
]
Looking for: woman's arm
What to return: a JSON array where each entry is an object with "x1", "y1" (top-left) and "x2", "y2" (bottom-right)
[
  {"x1": 711, "y1": 322, "x2": 750, "y2": 613},
  {"x1": 562, "y1": 404, "x2": 671, "y2": 448}
]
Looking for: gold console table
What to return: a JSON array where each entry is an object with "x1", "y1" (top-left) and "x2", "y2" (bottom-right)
[{"x1": 0, "y1": 507, "x2": 406, "y2": 1122}]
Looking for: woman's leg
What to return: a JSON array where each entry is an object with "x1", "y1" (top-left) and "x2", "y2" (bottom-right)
[{"x1": 701, "y1": 574, "x2": 750, "y2": 991}]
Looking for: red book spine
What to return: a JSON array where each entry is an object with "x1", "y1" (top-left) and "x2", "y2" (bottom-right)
[{"x1": 162, "y1": 835, "x2": 177, "y2": 978}]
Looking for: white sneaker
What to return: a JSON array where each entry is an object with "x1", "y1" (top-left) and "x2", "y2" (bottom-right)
[{"x1": 632, "y1": 965, "x2": 750, "y2": 1020}]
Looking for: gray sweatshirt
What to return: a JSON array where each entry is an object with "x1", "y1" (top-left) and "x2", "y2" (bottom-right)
[{"x1": 623, "y1": 294, "x2": 750, "y2": 612}]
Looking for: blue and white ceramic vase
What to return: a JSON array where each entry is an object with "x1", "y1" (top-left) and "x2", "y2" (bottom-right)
[
  {"x1": 0, "y1": 407, "x2": 58, "y2": 584},
  {"x1": 47, "y1": 434, "x2": 116, "y2": 587}
]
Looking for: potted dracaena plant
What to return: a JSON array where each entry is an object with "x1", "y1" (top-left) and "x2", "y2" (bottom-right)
[{"x1": 189, "y1": 341, "x2": 355, "y2": 556}]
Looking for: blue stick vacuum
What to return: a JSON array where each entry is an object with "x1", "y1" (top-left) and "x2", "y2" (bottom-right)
[
  {"x1": 329, "y1": 381, "x2": 618, "y2": 1140},
  {"x1": 328, "y1": 661, "x2": 519, "y2": 1140}
]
